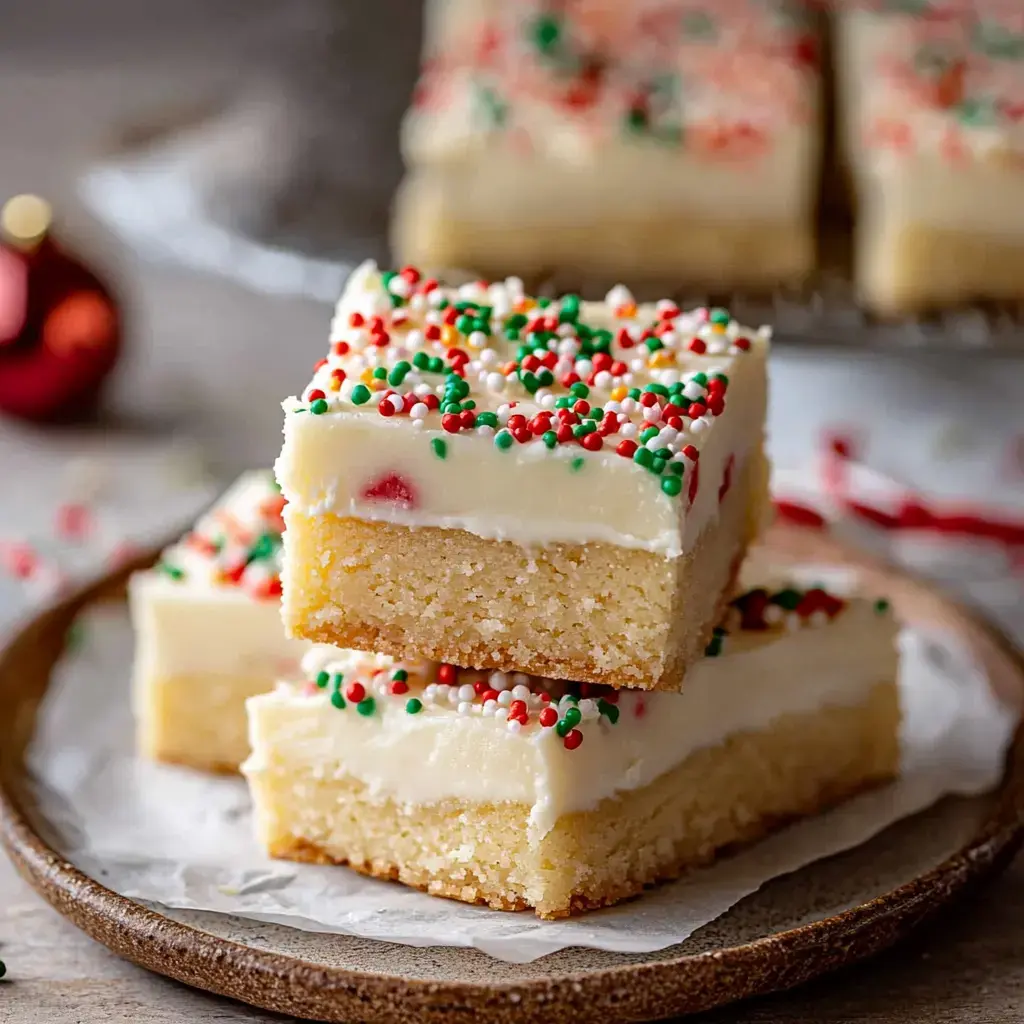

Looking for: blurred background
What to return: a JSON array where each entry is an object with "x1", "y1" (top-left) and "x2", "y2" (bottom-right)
[{"x1": 0, "y1": 0, "x2": 1022, "y2": 638}]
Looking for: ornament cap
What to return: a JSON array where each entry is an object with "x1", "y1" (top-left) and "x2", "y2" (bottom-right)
[{"x1": 1, "y1": 194, "x2": 52, "y2": 250}]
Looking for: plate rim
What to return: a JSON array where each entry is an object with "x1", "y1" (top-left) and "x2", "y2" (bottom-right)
[{"x1": 1, "y1": 536, "x2": 1023, "y2": 1024}]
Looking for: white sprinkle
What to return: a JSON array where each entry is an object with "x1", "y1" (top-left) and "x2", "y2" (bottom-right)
[
  {"x1": 645, "y1": 436, "x2": 662, "y2": 452},
  {"x1": 578, "y1": 698, "x2": 599, "y2": 720},
  {"x1": 643, "y1": 405, "x2": 661, "y2": 423},
  {"x1": 512, "y1": 672, "x2": 530, "y2": 686},
  {"x1": 387, "y1": 394, "x2": 404, "y2": 413},
  {"x1": 458, "y1": 683, "x2": 476, "y2": 702},
  {"x1": 606, "y1": 284, "x2": 634, "y2": 308},
  {"x1": 475, "y1": 425, "x2": 495, "y2": 437},
  {"x1": 469, "y1": 331, "x2": 487, "y2": 348},
  {"x1": 410, "y1": 419, "x2": 424, "y2": 431},
  {"x1": 497, "y1": 690, "x2": 513, "y2": 707},
  {"x1": 447, "y1": 687, "x2": 460, "y2": 705},
  {"x1": 458, "y1": 701, "x2": 473, "y2": 715},
  {"x1": 490, "y1": 671, "x2": 510, "y2": 690},
  {"x1": 660, "y1": 330, "x2": 678, "y2": 348},
  {"x1": 506, "y1": 718, "x2": 522, "y2": 734},
  {"x1": 495, "y1": 707, "x2": 510, "y2": 723},
  {"x1": 479, "y1": 348, "x2": 498, "y2": 367},
  {"x1": 410, "y1": 402, "x2": 429, "y2": 419},
  {"x1": 689, "y1": 418, "x2": 709, "y2": 435},
  {"x1": 630, "y1": 358, "x2": 646, "y2": 373},
  {"x1": 540, "y1": 392, "x2": 556, "y2": 410},
  {"x1": 604, "y1": 400, "x2": 621, "y2": 415},
  {"x1": 482, "y1": 699, "x2": 497, "y2": 716},
  {"x1": 620, "y1": 422, "x2": 638, "y2": 439},
  {"x1": 682, "y1": 382, "x2": 705, "y2": 400},
  {"x1": 620, "y1": 398, "x2": 637, "y2": 414},
  {"x1": 423, "y1": 684, "x2": 437, "y2": 703},
  {"x1": 557, "y1": 323, "x2": 576, "y2": 338},
  {"x1": 575, "y1": 359, "x2": 594, "y2": 378},
  {"x1": 389, "y1": 275, "x2": 412, "y2": 297},
  {"x1": 785, "y1": 613, "x2": 802, "y2": 632},
  {"x1": 593, "y1": 370, "x2": 612, "y2": 390},
  {"x1": 414, "y1": 382, "x2": 433, "y2": 398},
  {"x1": 404, "y1": 329, "x2": 424, "y2": 350},
  {"x1": 511, "y1": 684, "x2": 532, "y2": 702}
]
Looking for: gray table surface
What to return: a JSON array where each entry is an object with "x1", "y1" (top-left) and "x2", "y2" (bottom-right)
[{"x1": 1, "y1": 3, "x2": 1023, "y2": 1021}]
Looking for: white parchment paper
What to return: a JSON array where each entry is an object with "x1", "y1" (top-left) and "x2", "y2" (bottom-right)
[{"x1": 26, "y1": 605, "x2": 1018, "y2": 964}]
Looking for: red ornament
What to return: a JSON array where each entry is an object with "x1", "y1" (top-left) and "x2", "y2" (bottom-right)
[{"x1": 0, "y1": 195, "x2": 121, "y2": 423}]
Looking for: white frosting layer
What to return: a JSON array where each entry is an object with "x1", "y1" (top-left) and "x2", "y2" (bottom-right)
[
  {"x1": 244, "y1": 594, "x2": 897, "y2": 844},
  {"x1": 277, "y1": 262, "x2": 769, "y2": 557},
  {"x1": 838, "y1": 10, "x2": 1024, "y2": 241}
]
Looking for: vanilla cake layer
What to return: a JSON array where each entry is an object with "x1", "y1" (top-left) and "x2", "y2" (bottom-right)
[
  {"x1": 245, "y1": 581, "x2": 900, "y2": 918},
  {"x1": 283, "y1": 447, "x2": 767, "y2": 690},
  {"x1": 836, "y1": 7, "x2": 1024, "y2": 314},
  {"x1": 393, "y1": 0, "x2": 821, "y2": 290},
  {"x1": 129, "y1": 471, "x2": 308, "y2": 773},
  {"x1": 277, "y1": 263, "x2": 770, "y2": 687}
]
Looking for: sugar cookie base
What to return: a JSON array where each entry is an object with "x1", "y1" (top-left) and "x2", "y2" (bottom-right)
[{"x1": 246, "y1": 680, "x2": 899, "y2": 919}]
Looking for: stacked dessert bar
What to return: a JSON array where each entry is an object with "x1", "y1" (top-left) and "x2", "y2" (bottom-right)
[{"x1": 231, "y1": 263, "x2": 901, "y2": 917}]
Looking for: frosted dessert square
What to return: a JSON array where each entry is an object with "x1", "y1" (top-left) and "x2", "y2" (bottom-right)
[
  {"x1": 836, "y1": 3, "x2": 1024, "y2": 313},
  {"x1": 393, "y1": 0, "x2": 823, "y2": 291},
  {"x1": 245, "y1": 574, "x2": 900, "y2": 919},
  {"x1": 129, "y1": 471, "x2": 307, "y2": 773},
  {"x1": 276, "y1": 262, "x2": 771, "y2": 690}
]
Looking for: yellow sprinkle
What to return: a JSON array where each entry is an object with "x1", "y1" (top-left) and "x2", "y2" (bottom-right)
[
  {"x1": 327, "y1": 375, "x2": 342, "y2": 392},
  {"x1": 360, "y1": 368, "x2": 375, "y2": 385},
  {"x1": 610, "y1": 385, "x2": 629, "y2": 401},
  {"x1": 441, "y1": 325, "x2": 457, "y2": 345},
  {"x1": 649, "y1": 350, "x2": 676, "y2": 368},
  {"x1": 710, "y1": 323, "x2": 727, "y2": 335}
]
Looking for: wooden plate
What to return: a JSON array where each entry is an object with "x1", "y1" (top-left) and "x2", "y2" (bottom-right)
[{"x1": 1, "y1": 526, "x2": 1023, "y2": 1024}]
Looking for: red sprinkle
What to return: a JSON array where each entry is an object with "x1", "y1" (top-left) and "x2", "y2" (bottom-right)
[
  {"x1": 682, "y1": 444, "x2": 699, "y2": 461},
  {"x1": 307, "y1": 388, "x2": 326, "y2": 402},
  {"x1": 507, "y1": 413, "x2": 527, "y2": 432},
  {"x1": 616, "y1": 328, "x2": 634, "y2": 348},
  {"x1": 687, "y1": 402, "x2": 707, "y2": 418},
  {"x1": 378, "y1": 398, "x2": 396, "y2": 417},
  {"x1": 481, "y1": 688, "x2": 499, "y2": 703},
  {"x1": 473, "y1": 680, "x2": 489, "y2": 695},
  {"x1": 573, "y1": 400, "x2": 590, "y2": 416},
  {"x1": 312, "y1": 359, "x2": 328, "y2": 373},
  {"x1": 346, "y1": 682, "x2": 366, "y2": 703},
  {"x1": 687, "y1": 337, "x2": 707, "y2": 354},
  {"x1": 458, "y1": 410, "x2": 477, "y2": 429},
  {"x1": 332, "y1": 341, "x2": 350, "y2": 357},
  {"x1": 348, "y1": 312, "x2": 365, "y2": 328},
  {"x1": 580, "y1": 432, "x2": 603, "y2": 451},
  {"x1": 438, "y1": 664, "x2": 457, "y2": 686},
  {"x1": 510, "y1": 699, "x2": 527, "y2": 718},
  {"x1": 556, "y1": 423, "x2": 575, "y2": 444},
  {"x1": 425, "y1": 324, "x2": 442, "y2": 341},
  {"x1": 563, "y1": 729, "x2": 583, "y2": 750},
  {"x1": 539, "y1": 707, "x2": 558, "y2": 728},
  {"x1": 733, "y1": 336, "x2": 752, "y2": 351},
  {"x1": 55, "y1": 503, "x2": 91, "y2": 541},
  {"x1": 616, "y1": 439, "x2": 638, "y2": 458},
  {"x1": 441, "y1": 413, "x2": 461, "y2": 433},
  {"x1": 390, "y1": 679, "x2": 409, "y2": 695},
  {"x1": 639, "y1": 391, "x2": 659, "y2": 408},
  {"x1": 561, "y1": 372, "x2": 581, "y2": 388},
  {"x1": 400, "y1": 265, "x2": 421, "y2": 284}
]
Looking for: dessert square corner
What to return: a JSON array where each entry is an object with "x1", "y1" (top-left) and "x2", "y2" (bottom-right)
[
  {"x1": 276, "y1": 261, "x2": 771, "y2": 690},
  {"x1": 128, "y1": 470, "x2": 307, "y2": 773},
  {"x1": 243, "y1": 574, "x2": 901, "y2": 919}
]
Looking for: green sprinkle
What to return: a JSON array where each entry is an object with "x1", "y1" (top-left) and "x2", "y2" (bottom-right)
[
  {"x1": 65, "y1": 619, "x2": 86, "y2": 653},
  {"x1": 555, "y1": 718, "x2": 572, "y2": 738},
  {"x1": 505, "y1": 313, "x2": 528, "y2": 330},
  {"x1": 640, "y1": 426, "x2": 659, "y2": 443},
  {"x1": 315, "y1": 671, "x2": 330, "y2": 689},
  {"x1": 476, "y1": 411, "x2": 499, "y2": 428},
  {"x1": 495, "y1": 430, "x2": 514, "y2": 450},
  {"x1": 704, "y1": 636, "x2": 724, "y2": 657},
  {"x1": 521, "y1": 371, "x2": 540, "y2": 394},
  {"x1": 645, "y1": 382, "x2": 669, "y2": 397},
  {"x1": 357, "y1": 697, "x2": 376, "y2": 716},
  {"x1": 772, "y1": 588, "x2": 803, "y2": 611},
  {"x1": 505, "y1": 328, "x2": 520, "y2": 341},
  {"x1": 661, "y1": 475, "x2": 683, "y2": 497},
  {"x1": 350, "y1": 384, "x2": 371, "y2": 405},
  {"x1": 571, "y1": 457, "x2": 585, "y2": 472},
  {"x1": 645, "y1": 337, "x2": 664, "y2": 352},
  {"x1": 331, "y1": 672, "x2": 344, "y2": 689},
  {"x1": 542, "y1": 430, "x2": 558, "y2": 449},
  {"x1": 709, "y1": 307, "x2": 731, "y2": 326},
  {"x1": 651, "y1": 457, "x2": 667, "y2": 475},
  {"x1": 653, "y1": 447, "x2": 672, "y2": 461},
  {"x1": 392, "y1": 669, "x2": 408, "y2": 682},
  {"x1": 431, "y1": 438, "x2": 448, "y2": 460},
  {"x1": 537, "y1": 297, "x2": 551, "y2": 308},
  {"x1": 711, "y1": 372, "x2": 728, "y2": 385},
  {"x1": 330, "y1": 690, "x2": 346, "y2": 709},
  {"x1": 569, "y1": 382, "x2": 590, "y2": 399},
  {"x1": 463, "y1": 400, "x2": 476, "y2": 410},
  {"x1": 562, "y1": 706, "x2": 582, "y2": 728},
  {"x1": 406, "y1": 698, "x2": 423, "y2": 714},
  {"x1": 559, "y1": 294, "x2": 580, "y2": 323},
  {"x1": 537, "y1": 369, "x2": 554, "y2": 387},
  {"x1": 669, "y1": 461, "x2": 685, "y2": 476},
  {"x1": 412, "y1": 351, "x2": 430, "y2": 370},
  {"x1": 157, "y1": 562, "x2": 185, "y2": 581},
  {"x1": 692, "y1": 372, "x2": 709, "y2": 386},
  {"x1": 456, "y1": 314, "x2": 475, "y2": 334},
  {"x1": 874, "y1": 598, "x2": 891, "y2": 614},
  {"x1": 597, "y1": 699, "x2": 620, "y2": 724},
  {"x1": 634, "y1": 447, "x2": 654, "y2": 469},
  {"x1": 554, "y1": 396, "x2": 572, "y2": 410},
  {"x1": 247, "y1": 532, "x2": 279, "y2": 563},
  {"x1": 628, "y1": 387, "x2": 642, "y2": 400},
  {"x1": 372, "y1": 366, "x2": 387, "y2": 380},
  {"x1": 427, "y1": 356, "x2": 445, "y2": 373},
  {"x1": 388, "y1": 361, "x2": 411, "y2": 386},
  {"x1": 310, "y1": 398, "x2": 329, "y2": 415}
]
